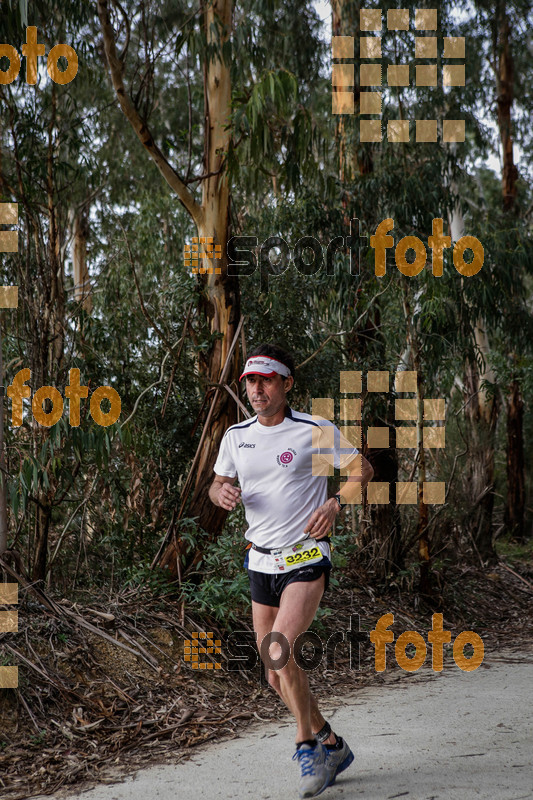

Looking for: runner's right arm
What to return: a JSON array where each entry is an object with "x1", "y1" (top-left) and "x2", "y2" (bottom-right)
[{"x1": 209, "y1": 475, "x2": 242, "y2": 511}]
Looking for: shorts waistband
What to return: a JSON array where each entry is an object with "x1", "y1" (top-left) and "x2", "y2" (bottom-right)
[
  {"x1": 250, "y1": 537, "x2": 331, "y2": 555},
  {"x1": 250, "y1": 543, "x2": 274, "y2": 554}
]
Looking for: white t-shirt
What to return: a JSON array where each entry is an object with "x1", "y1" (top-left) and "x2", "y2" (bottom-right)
[{"x1": 213, "y1": 407, "x2": 359, "y2": 573}]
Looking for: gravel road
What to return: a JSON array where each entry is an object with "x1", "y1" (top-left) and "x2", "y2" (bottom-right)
[{"x1": 35, "y1": 646, "x2": 533, "y2": 800}]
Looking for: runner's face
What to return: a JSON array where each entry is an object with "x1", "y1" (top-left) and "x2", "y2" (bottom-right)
[{"x1": 245, "y1": 373, "x2": 291, "y2": 418}]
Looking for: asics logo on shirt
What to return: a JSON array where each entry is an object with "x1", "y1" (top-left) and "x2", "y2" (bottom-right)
[{"x1": 239, "y1": 442, "x2": 256, "y2": 448}]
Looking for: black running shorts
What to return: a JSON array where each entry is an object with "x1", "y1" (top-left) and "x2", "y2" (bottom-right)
[{"x1": 246, "y1": 556, "x2": 331, "y2": 608}]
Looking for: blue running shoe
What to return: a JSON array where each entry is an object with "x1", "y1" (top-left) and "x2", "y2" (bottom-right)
[
  {"x1": 292, "y1": 741, "x2": 331, "y2": 798},
  {"x1": 325, "y1": 737, "x2": 354, "y2": 785}
]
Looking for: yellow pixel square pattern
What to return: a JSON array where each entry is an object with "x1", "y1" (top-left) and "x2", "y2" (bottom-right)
[
  {"x1": 0, "y1": 231, "x2": 18, "y2": 252},
  {"x1": 415, "y1": 37, "x2": 437, "y2": 58},
  {"x1": 332, "y1": 11, "x2": 465, "y2": 142},
  {"x1": 423, "y1": 482, "x2": 445, "y2": 504},
  {"x1": 367, "y1": 482, "x2": 389, "y2": 504},
  {"x1": 360, "y1": 120, "x2": 382, "y2": 142},
  {"x1": 0, "y1": 202, "x2": 18, "y2": 225},
  {"x1": 367, "y1": 371, "x2": 389, "y2": 392},
  {"x1": 443, "y1": 65, "x2": 465, "y2": 86},
  {"x1": 388, "y1": 120, "x2": 410, "y2": 142},
  {"x1": 396, "y1": 482, "x2": 418, "y2": 505},
  {"x1": 332, "y1": 64, "x2": 354, "y2": 87},
  {"x1": 0, "y1": 286, "x2": 18, "y2": 308},
  {"x1": 0, "y1": 583, "x2": 19, "y2": 680},
  {"x1": 332, "y1": 92, "x2": 354, "y2": 114},
  {"x1": 340, "y1": 371, "x2": 362, "y2": 393},
  {"x1": 424, "y1": 399, "x2": 445, "y2": 420},
  {"x1": 443, "y1": 37, "x2": 465, "y2": 58},
  {"x1": 340, "y1": 425, "x2": 362, "y2": 448},
  {"x1": 360, "y1": 92, "x2": 382, "y2": 114},
  {"x1": 415, "y1": 9, "x2": 438, "y2": 30},
  {"x1": 340, "y1": 398, "x2": 361, "y2": 420},
  {"x1": 0, "y1": 609, "x2": 18, "y2": 633},
  {"x1": 360, "y1": 64, "x2": 382, "y2": 86},
  {"x1": 339, "y1": 453, "x2": 362, "y2": 477},
  {"x1": 184, "y1": 240, "x2": 223, "y2": 275},
  {"x1": 332, "y1": 35, "x2": 354, "y2": 58},
  {"x1": 395, "y1": 399, "x2": 418, "y2": 420},
  {"x1": 339, "y1": 483, "x2": 362, "y2": 504},
  {"x1": 395, "y1": 371, "x2": 418, "y2": 392},
  {"x1": 0, "y1": 583, "x2": 18, "y2": 604},
  {"x1": 312, "y1": 398, "x2": 334, "y2": 420},
  {"x1": 184, "y1": 631, "x2": 221, "y2": 669},
  {"x1": 360, "y1": 37, "x2": 382, "y2": 59},
  {"x1": 0, "y1": 201, "x2": 19, "y2": 256},
  {"x1": 367, "y1": 427, "x2": 390, "y2": 448},
  {"x1": 387, "y1": 9, "x2": 409, "y2": 30},
  {"x1": 423, "y1": 427, "x2": 445, "y2": 448},
  {"x1": 360, "y1": 9, "x2": 382, "y2": 30},
  {"x1": 388, "y1": 65, "x2": 410, "y2": 86},
  {"x1": 416, "y1": 65, "x2": 437, "y2": 86},
  {"x1": 396, "y1": 426, "x2": 418, "y2": 448},
  {"x1": 416, "y1": 120, "x2": 438, "y2": 142},
  {"x1": 0, "y1": 667, "x2": 18, "y2": 689},
  {"x1": 312, "y1": 369, "x2": 446, "y2": 505},
  {"x1": 443, "y1": 120, "x2": 465, "y2": 142},
  {"x1": 312, "y1": 453, "x2": 334, "y2": 477},
  {"x1": 312, "y1": 424, "x2": 334, "y2": 448}
]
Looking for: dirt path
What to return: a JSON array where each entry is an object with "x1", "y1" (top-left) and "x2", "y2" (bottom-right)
[{"x1": 34, "y1": 646, "x2": 533, "y2": 800}]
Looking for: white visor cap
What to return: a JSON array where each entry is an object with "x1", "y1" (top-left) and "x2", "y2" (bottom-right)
[{"x1": 239, "y1": 356, "x2": 291, "y2": 381}]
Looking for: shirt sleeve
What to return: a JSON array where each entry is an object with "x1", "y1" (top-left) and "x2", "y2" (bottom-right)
[
  {"x1": 334, "y1": 425, "x2": 360, "y2": 470},
  {"x1": 313, "y1": 418, "x2": 359, "y2": 473},
  {"x1": 213, "y1": 430, "x2": 237, "y2": 478}
]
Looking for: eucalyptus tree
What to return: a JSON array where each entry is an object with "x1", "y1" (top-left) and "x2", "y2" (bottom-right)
[
  {"x1": 0, "y1": 1, "x2": 122, "y2": 581},
  {"x1": 95, "y1": 0, "x2": 328, "y2": 574},
  {"x1": 455, "y1": 0, "x2": 533, "y2": 552}
]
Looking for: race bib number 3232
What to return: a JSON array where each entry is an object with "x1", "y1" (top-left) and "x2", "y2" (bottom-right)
[{"x1": 271, "y1": 541, "x2": 323, "y2": 572}]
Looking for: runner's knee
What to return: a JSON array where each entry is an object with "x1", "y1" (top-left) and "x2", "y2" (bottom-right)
[{"x1": 267, "y1": 668, "x2": 281, "y2": 692}]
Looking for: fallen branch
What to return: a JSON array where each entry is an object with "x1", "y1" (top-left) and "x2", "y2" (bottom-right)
[{"x1": 499, "y1": 562, "x2": 533, "y2": 592}]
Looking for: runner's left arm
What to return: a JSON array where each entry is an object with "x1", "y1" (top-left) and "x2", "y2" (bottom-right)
[{"x1": 304, "y1": 454, "x2": 373, "y2": 540}]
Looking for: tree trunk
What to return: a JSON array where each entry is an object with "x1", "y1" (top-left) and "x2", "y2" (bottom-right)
[
  {"x1": 505, "y1": 376, "x2": 525, "y2": 540},
  {"x1": 331, "y1": 0, "x2": 369, "y2": 179},
  {"x1": 350, "y1": 309, "x2": 402, "y2": 582},
  {"x1": 415, "y1": 358, "x2": 430, "y2": 597},
  {"x1": 33, "y1": 504, "x2": 51, "y2": 583},
  {"x1": 47, "y1": 84, "x2": 65, "y2": 370},
  {"x1": 495, "y1": 8, "x2": 518, "y2": 212},
  {"x1": 0, "y1": 318, "x2": 8, "y2": 556},
  {"x1": 450, "y1": 193, "x2": 499, "y2": 562},
  {"x1": 71, "y1": 205, "x2": 92, "y2": 313},
  {"x1": 333, "y1": 0, "x2": 398, "y2": 577},
  {"x1": 403, "y1": 292, "x2": 432, "y2": 596},
  {"x1": 98, "y1": 0, "x2": 239, "y2": 576},
  {"x1": 463, "y1": 321, "x2": 499, "y2": 561},
  {"x1": 160, "y1": 0, "x2": 239, "y2": 575},
  {"x1": 494, "y1": 5, "x2": 524, "y2": 540}
]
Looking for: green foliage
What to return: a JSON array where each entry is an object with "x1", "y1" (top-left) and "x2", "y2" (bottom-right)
[
  {"x1": 179, "y1": 529, "x2": 251, "y2": 623},
  {"x1": 495, "y1": 534, "x2": 533, "y2": 567},
  {"x1": 1, "y1": 0, "x2": 532, "y2": 608}
]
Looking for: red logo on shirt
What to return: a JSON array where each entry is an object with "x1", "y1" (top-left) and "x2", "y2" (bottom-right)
[{"x1": 277, "y1": 448, "x2": 296, "y2": 467}]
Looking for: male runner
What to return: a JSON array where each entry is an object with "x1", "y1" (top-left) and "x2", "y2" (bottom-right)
[{"x1": 209, "y1": 344, "x2": 373, "y2": 798}]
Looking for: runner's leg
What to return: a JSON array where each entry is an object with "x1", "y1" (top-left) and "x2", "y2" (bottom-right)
[
  {"x1": 266, "y1": 576, "x2": 325, "y2": 743},
  {"x1": 251, "y1": 590, "x2": 335, "y2": 744},
  {"x1": 251, "y1": 600, "x2": 297, "y2": 714},
  {"x1": 252, "y1": 580, "x2": 352, "y2": 788}
]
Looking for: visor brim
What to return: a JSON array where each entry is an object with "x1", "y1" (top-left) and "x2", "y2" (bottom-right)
[{"x1": 239, "y1": 369, "x2": 278, "y2": 381}]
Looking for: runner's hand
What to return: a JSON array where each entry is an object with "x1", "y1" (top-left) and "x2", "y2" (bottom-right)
[
  {"x1": 218, "y1": 483, "x2": 242, "y2": 511},
  {"x1": 304, "y1": 499, "x2": 337, "y2": 539}
]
